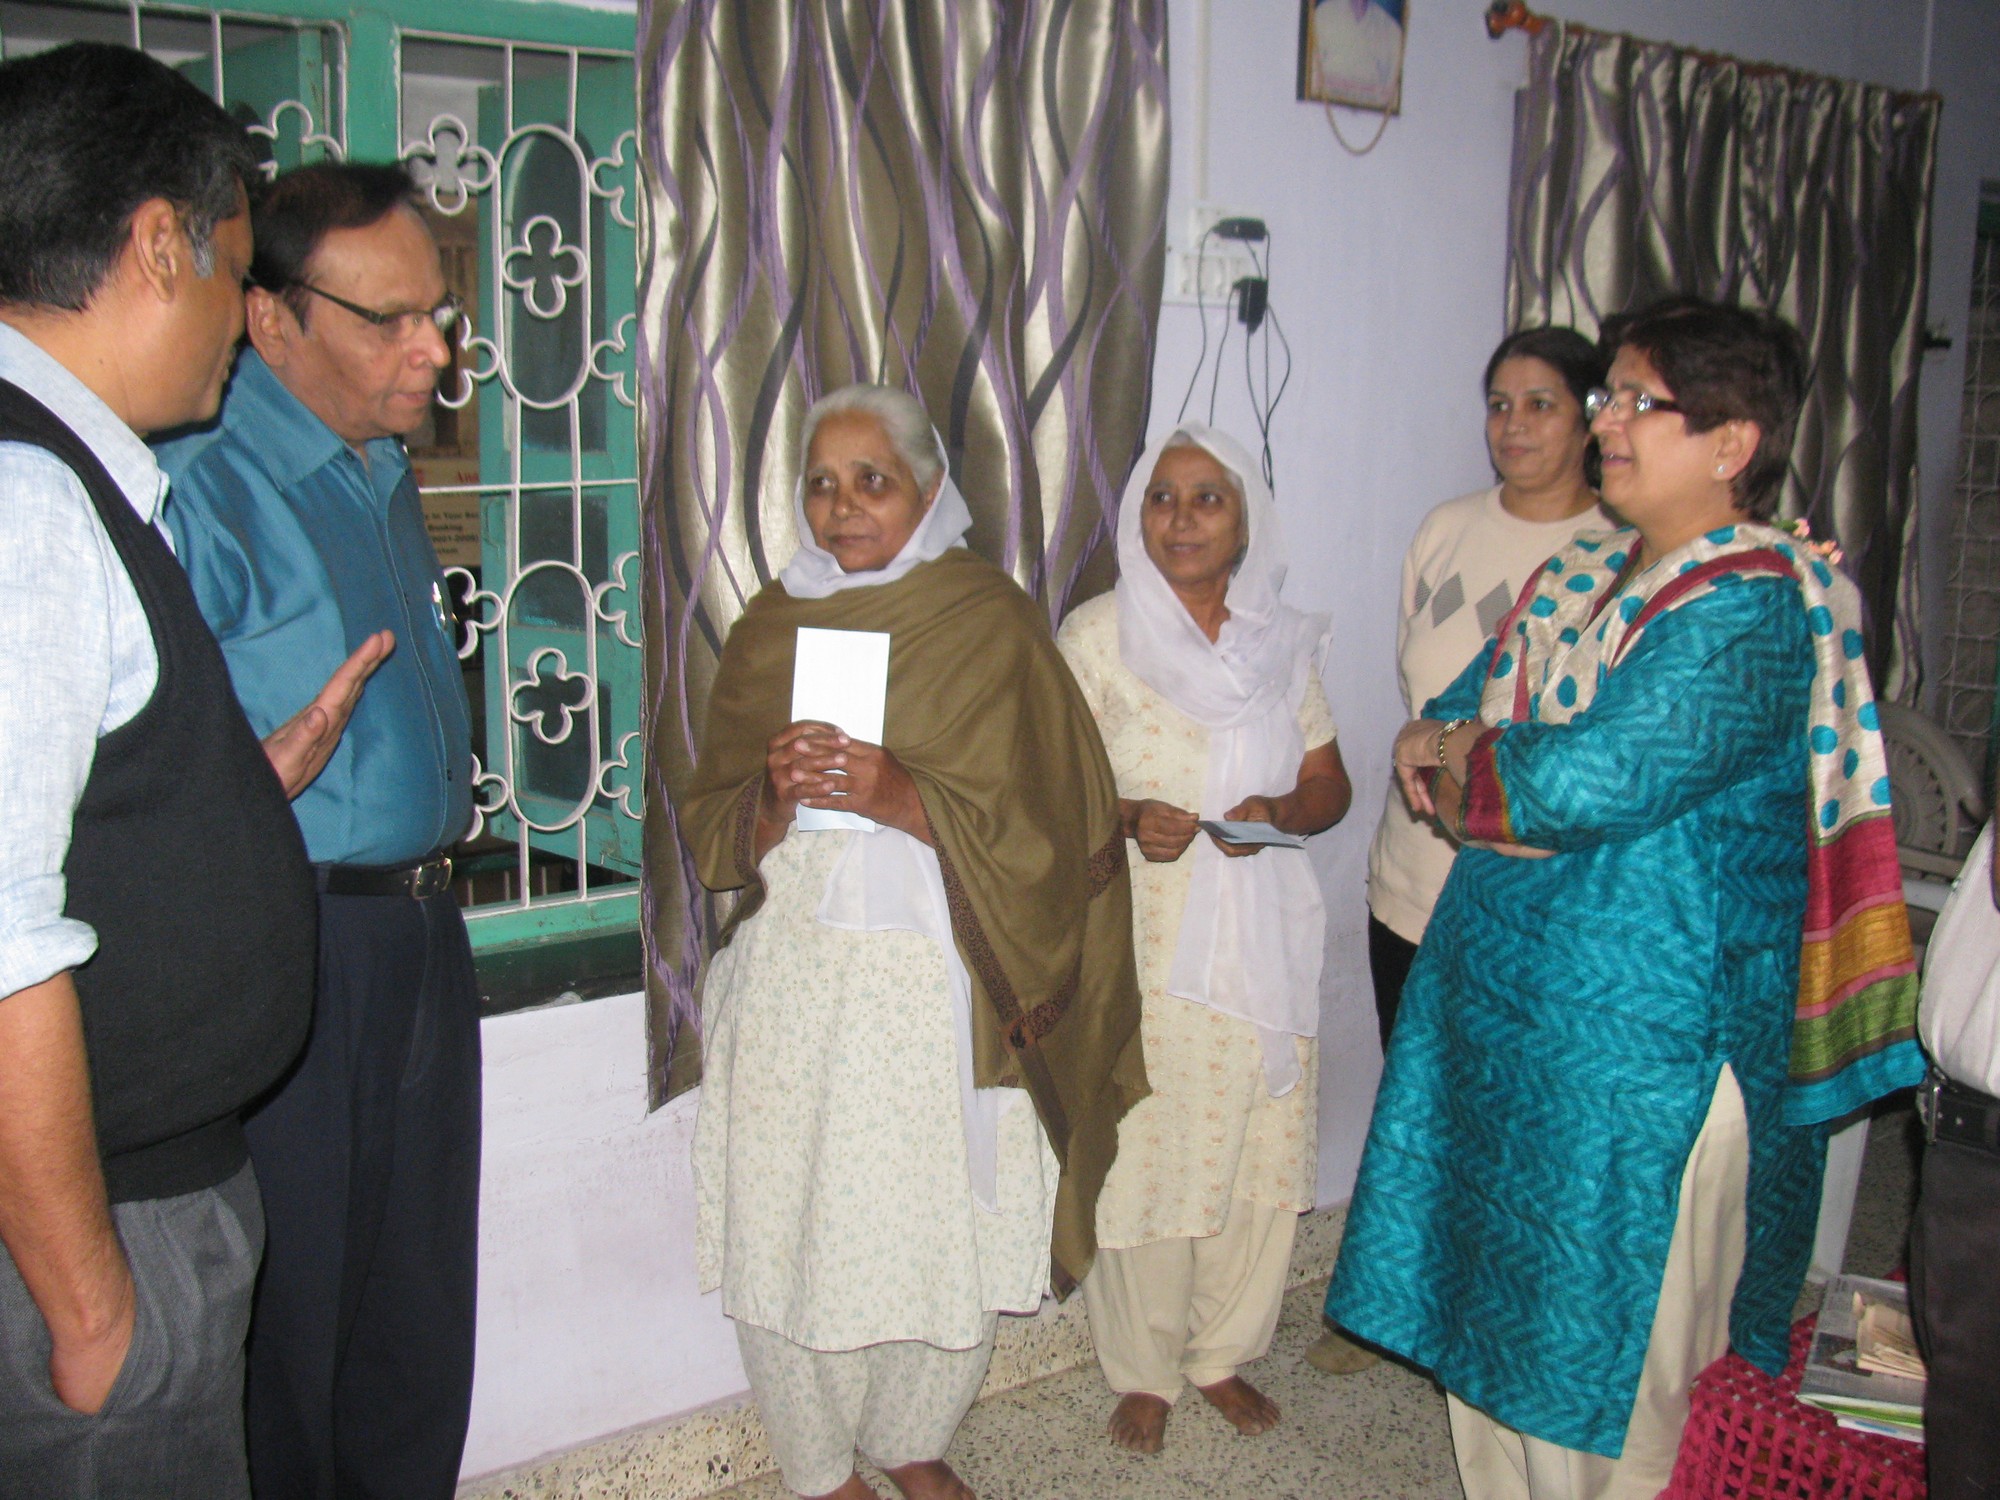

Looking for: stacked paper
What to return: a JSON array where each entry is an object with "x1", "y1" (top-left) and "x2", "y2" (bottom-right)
[{"x1": 1798, "y1": 1274, "x2": 1926, "y2": 1444}]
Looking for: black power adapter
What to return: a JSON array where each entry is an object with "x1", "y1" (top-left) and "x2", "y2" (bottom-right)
[
  {"x1": 1212, "y1": 216, "x2": 1268, "y2": 243},
  {"x1": 1234, "y1": 276, "x2": 1268, "y2": 331}
]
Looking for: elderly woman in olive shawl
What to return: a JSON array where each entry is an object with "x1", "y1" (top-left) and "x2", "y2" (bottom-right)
[{"x1": 684, "y1": 384, "x2": 1146, "y2": 1500}]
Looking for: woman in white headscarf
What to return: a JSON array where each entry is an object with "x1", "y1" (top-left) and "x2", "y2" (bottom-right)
[
  {"x1": 684, "y1": 385, "x2": 1145, "y2": 1500},
  {"x1": 1056, "y1": 425, "x2": 1351, "y2": 1454}
]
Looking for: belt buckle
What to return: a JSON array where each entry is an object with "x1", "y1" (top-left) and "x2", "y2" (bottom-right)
[
  {"x1": 1918, "y1": 1070, "x2": 1942, "y2": 1145},
  {"x1": 410, "y1": 856, "x2": 453, "y2": 900}
]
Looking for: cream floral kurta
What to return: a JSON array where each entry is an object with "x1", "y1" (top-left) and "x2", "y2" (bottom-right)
[
  {"x1": 694, "y1": 828, "x2": 1060, "y2": 1351},
  {"x1": 1057, "y1": 594, "x2": 1335, "y2": 1249}
]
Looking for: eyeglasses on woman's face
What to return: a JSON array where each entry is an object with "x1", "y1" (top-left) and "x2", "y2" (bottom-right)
[{"x1": 1585, "y1": 386, "x2": 1684, "y2": 423}]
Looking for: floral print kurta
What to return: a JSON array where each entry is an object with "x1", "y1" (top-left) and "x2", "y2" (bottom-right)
[
  {"x1": 1057, "y1": 594, "x2": 1337, "y2": 1249},
  {"x1": 694, "y1": 828, "x2": 1061, "y2": 1351}
]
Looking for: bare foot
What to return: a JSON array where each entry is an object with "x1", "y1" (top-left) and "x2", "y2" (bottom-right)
[
  {"x1": 1195, "y1": 1375, "x2": 1280, "y2": 1436},
  {"x1": 881, "y1": 1458, "x2": 975, "y2": 1500},
  {"x1": 806, "y1": 1475, "x2": 879, "y2": 1500},
  {"x1": 1107, "y1": 1391, "x2": 1170, "y2": 1453}
]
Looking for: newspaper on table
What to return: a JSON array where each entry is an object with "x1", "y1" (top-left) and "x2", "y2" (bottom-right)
[{"x1": 1797, "y1": 1274, "x2": 1926, "y2": 1444}]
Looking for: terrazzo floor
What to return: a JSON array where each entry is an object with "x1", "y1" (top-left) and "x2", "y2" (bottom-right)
[{"x1": 715, "y1": 1102, "x2": 1924, "y2": 1500}]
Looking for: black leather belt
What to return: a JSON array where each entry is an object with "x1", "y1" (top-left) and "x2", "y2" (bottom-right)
[
  {"x1": 314, "y1": 855, "x2": 454, "y2": 900},
  {"x1": 1919, "y1": 1069, "x2": 2000, "y2": 1156}
]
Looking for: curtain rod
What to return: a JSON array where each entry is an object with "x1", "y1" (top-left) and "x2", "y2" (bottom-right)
[
  {"x1": 1484, "y1": 3, "x2": 1548, "y2": 39},
  {"x1": 1480, "y1": 0, "x2": 1941, "y2": 103}
]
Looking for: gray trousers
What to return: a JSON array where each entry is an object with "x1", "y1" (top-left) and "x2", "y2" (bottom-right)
[{"x1": 0, "y1": 1162, "x2": 262, "y2": 1500}]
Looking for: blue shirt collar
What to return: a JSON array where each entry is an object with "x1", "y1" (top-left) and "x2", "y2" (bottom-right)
[
  {"x1": 222, "y1": 349, "x2": 412, "y2": 491},
  {"x1": 0, "y1": 320, "x2": 169, "y2": 524}
]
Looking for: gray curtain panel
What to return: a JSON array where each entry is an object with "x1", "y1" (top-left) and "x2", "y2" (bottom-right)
[
  {"x1": 636, "y1": 0, "x2": 1169, "y2": 1102},
  {"x1": 1506, "y1": 22, "x2": 1939, "y2": 696}
]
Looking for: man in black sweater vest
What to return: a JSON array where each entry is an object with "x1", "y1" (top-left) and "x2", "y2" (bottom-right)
[{"x1": 0, "y1": 45, "x2": 387, "y2": 1500}]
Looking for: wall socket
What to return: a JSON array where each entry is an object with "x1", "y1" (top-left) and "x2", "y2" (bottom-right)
[{"x1": 1163, "y1": 202, "x2": 1261, "y2": 308}]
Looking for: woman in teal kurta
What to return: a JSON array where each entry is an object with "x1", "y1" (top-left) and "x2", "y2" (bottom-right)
[{"x1": 1327, "y1": 300, "x2": 1923, "y2": 1500}]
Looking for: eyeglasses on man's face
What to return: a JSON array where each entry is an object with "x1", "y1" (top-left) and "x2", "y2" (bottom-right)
[
  {"x1": 1585, "y1": 386, "x2": 1685, "y2": 423},
  {"x1": 291, "y1": 281, "x2": 466, "y2": 342}
]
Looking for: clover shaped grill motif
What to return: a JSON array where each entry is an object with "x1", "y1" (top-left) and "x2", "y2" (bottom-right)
[
  {"x1": 405, "y1": 115, "x2": 497, "y2": 217},
  {"x1": 510, "y1": 647, "x2": 595, "y2": 746},
  {"x1": 503, "y1": 215, "x2": 588, "y2": 320},
  {"x1": 436, "y1": 321, "x2": 502, "y2": 412},
  {"x1": 589, "y1": 315, "x2": 638, "y2": 410},
  {"x1": 592, "y1": 551, "x2": 643, "y2": 652},
  {"x1": 443, "y1": 566, "x2": 503, "y2": 659},
  {"x1": 466, "y1": 754, "x2": 511, "y2": 842},
  {"x1": 595, "y1": 732, "x2": 643, "y2": 822},
  {"x1": 247, "y1": 99, "x2": 343, "y2": 180},
  {"x1": 589, "y1": 130, "x2": 640, "y2": 230}
]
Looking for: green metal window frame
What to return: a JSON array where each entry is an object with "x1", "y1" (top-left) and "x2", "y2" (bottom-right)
[
  {"x1": 199, "y1": 0, "x2": 635, "y2": 157},
  {"x1": 35, "y1": 0, "x2": 646, "y2": 965}
]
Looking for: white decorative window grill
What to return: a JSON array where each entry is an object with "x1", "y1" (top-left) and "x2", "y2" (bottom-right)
[
  {"x1": 399, "y1": 33, "x2": 641, "y2": 946},
  {"x1": 4, "y1": 2, "x2": 643, "y2": 952},
  {"x1": 0, "y1": 1, "x2": 346, "y2": 176}
]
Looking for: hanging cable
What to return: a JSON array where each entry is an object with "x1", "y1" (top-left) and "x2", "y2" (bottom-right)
[
  {"x1": 1175, "y1": 225, "x2": 1220, "y2": 424},
  {"x1": 1263, "y1": 305, "x2": 1294, "y2": 458},
  {"x1": 1174, "y1": 218, "x2": 1291, "y2": 488},
  {"x1": 1234, "y1": 235, "x2": 1290, "y2": 490},
  {"x1": 1241, "y1": 241, "x2": 1274, "y2": 486},
  {"x1": 1205, "y1": 286, "x2": 1233, "y2": 427}
]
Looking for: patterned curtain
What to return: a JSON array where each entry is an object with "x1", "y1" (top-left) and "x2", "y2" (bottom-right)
[
  {"x1": 1506, "y1": 22, "x2": 1940, "y2": 696},
  {"x1": 635, "y1": 0, "x2": 1170, "y2": 1102}
]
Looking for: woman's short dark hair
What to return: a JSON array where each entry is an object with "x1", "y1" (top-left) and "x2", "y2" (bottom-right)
[
  {"x1": 250, "y1": 162, "x2": 420, "y2": 326},
  {"x1": 1598, "y1": 297, "x2": 1807, "y2": 523},
  {"x1": 1483, "y1": 325, "x2": 1605, "y2": 412},
  {"x1": 0, "y1": 43, "x2": 258, "y2": 312},
  {"x1": 1484, "y1": 326, "x2": 1606, "y2": 487}
]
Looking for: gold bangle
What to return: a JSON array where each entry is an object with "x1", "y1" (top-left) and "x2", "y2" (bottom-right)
[{"x1": 1436, "y1": 718, "x2": 1469, "y2": 770}]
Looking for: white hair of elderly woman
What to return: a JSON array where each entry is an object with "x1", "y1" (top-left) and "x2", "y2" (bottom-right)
[{"x1": 799, "y1": 383, "x2": 946, "y2": 495}]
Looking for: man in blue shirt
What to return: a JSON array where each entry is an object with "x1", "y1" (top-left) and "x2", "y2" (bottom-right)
[{"x1": 157, "y1": 162, "x2": 481, "y2": 1500}]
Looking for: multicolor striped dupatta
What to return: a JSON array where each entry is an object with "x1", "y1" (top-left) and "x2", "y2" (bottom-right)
[{"x1": 1461, "y1": 521, "x2": 1924, "y2": 1126}]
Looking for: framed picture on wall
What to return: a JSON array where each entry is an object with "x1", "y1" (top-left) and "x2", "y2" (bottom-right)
[{"x1": 1297, "y1": 0, "x2": 1408, "y2": 114}]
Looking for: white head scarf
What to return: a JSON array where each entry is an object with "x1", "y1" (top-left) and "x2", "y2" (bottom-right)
[
  {"x1": 774, "y1": 405, "x2": 1012, "y2": 1209},
  {"x1": 777, "y1": 418, "x2": 974, "y2": 598},
  {"x1": 1115, "y1": 424, "x2": 1330, "y2": 1094}
]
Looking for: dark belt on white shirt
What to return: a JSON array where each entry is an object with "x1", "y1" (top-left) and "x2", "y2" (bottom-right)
[
  {"x1": 314, "y1": 854, "x2": 454, "y2": 901},
  {"x1": 1919, "y1": 1068, "x2": 2000, "y2": 1156}
]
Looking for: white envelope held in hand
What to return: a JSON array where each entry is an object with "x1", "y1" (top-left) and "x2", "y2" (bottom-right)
[
  {"x1": 1198, "y1": 819, "x2": 1307, "y2": 850},
  {"x1": 791, "y1": 627, "x2": 891, "y2": 832}
]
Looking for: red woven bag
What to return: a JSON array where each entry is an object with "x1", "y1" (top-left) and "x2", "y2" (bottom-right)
[{"x1": 1662, "y1": 1318, "x2": 1928, "y2": 1499}]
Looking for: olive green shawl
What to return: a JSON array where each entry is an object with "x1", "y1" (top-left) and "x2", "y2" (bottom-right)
[{"x1": 682, "y1": 549, "x2": 1148, "y2": 1295}]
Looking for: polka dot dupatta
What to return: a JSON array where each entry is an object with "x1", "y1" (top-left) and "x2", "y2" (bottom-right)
[{"x1": 1459, "y1": 521, "x2": 1924, "y2": 1126}]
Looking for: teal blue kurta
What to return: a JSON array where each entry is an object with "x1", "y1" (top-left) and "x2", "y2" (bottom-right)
[{"x1": 1326, "y1": 577, "x2": 1828, "y2": 1458}]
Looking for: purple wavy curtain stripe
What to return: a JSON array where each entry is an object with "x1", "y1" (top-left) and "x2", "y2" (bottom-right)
[
  {"x1": 1506, "y1": 23, "x2": 1939, "y2": 698},
  {"x1": 635, "y1": 0, "x2": 1170, "y2": 1103}
]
